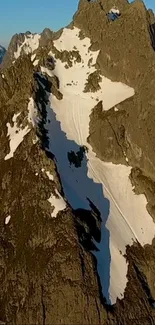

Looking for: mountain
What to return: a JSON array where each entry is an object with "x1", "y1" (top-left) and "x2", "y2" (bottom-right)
[
  {"x1": 0, "y1": 45, "x2": 6, "y2": 64},
  {"x1": 0, "y1": 0, "x2": 155, "y2": 324}
]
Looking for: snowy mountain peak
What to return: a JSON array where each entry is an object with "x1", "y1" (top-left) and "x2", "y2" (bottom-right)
[{"x1": 1, "y1": 0, "x2": 155, "y2": 324}]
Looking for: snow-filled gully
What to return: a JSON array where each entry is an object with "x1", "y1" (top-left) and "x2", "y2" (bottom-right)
[
  {"x1": 39, "y1": 27, "x2": 155, "y2": 304},
  {"x1": 88, "y1": 160, "x2": 140, "y2": 243}
]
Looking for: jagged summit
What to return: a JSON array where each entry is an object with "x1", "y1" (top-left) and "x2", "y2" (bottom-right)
[
  {"x1": 2, "y1": 31, "x2": 41, "y2": 68},
  {"x1": 1, "y1": 0, "x2": 155, "y2": 324}
]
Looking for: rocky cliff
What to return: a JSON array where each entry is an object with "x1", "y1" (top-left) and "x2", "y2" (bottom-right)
[{"x1": 0, "y1": 0, "x2": 155, "y2": 324}]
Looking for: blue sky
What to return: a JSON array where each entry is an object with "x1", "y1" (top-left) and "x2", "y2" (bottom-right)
[{"x1": 0, "y1": 0, "x2": 154, "y2": 47}]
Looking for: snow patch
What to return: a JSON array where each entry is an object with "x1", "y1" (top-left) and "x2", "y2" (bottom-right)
[
  {"x1": 28, "y1": 97, "x2": 38, "y2": 126},
  {"x1": 2, "y1": 74, "x2": 4, "y2": 79},
  {"x1": 5, "y1": 215, "x2": 11, "y2": 225},
  {"x1": 48, "y1": 189, "x2": 66, "y2": 217},
  {"x1": 41, "y1": 168, "x2": 54, "y2": 180},
  {"x1": 31, "y1": 53, "x2": 36, "y2": 61},
  {"x1": 109, "y1": 8, "x2": 120, "y2": 15},
  {"x1": 5, "y1": 113, "x2": 30, "y2": 160},
  {"x1": 41, "y1": 66, "x2": 53, "y2": 77},
  {"x1": 14, "y1": 34, "x2": 40, "y2": 59},
  {"x1": 33, "y1": 59, "x2": 39, "y2": 66},
  {"x1": 46, "y1": 171, "x2": 54, "y2": 181}
]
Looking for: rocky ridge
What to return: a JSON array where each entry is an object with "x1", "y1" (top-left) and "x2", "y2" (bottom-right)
[{"x1": 0, "y1": 0, "x2": 155, "y2": 324}]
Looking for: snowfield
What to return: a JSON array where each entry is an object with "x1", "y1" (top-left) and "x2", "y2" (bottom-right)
[{"x1": 39, "y1": 26, "x2": 155, "y2": 304}]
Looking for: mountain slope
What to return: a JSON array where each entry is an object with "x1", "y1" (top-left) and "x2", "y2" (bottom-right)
[
  {"x1": 41, "y1": 26, "x2": 155, "y2": 305},
  {"x1": 1, "y1": 0, "x2": 155, "y2": 324}
]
